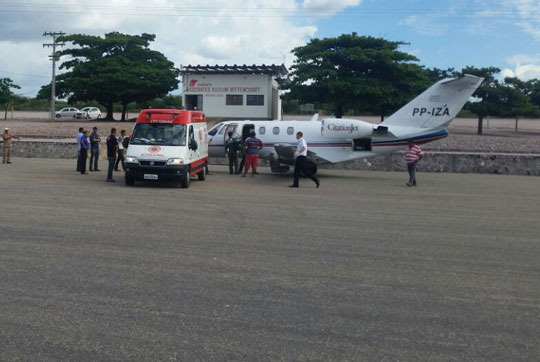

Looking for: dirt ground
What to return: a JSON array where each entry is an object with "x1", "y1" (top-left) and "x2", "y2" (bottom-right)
[{"x1": 1, "y1": 112, "x2": 539, "y2": 153}]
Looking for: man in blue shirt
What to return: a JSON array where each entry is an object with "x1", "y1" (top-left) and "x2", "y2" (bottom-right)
[
  {"x1": 79, "y1": 130, "x2": 89, "y2": 174},
  {"x1": 76, "y1": 127, "x2": 84, "y2": 172}
]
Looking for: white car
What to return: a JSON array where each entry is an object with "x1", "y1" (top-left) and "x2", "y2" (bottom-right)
[
  {"x1": 75, "y1": 107, "x2": 102, "y2": 119},
  {"x1": 55, "y1": 107, "x2": 80, "y2": 118}
]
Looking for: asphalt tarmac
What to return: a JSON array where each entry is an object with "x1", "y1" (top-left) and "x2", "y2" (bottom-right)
[{"x1": 1, "y1": 158, "x2": 539, "y2": 362}]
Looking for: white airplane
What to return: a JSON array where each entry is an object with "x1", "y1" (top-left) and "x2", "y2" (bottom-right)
[{"x1": 208, "y1": 74, "x2": 484, "y2": 174}]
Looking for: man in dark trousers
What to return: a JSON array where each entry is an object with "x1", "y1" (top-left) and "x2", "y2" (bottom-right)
[
  {"x1": 76, "y1": 127, "x2": 84, "y2": 172},
  {"x1": 106, "y1": 128, "x2": 118, "y2": 182},
  {"x1": 404, "y1": 140, "x2": 424, "y2": 187},
  {"x1": 289, "y1": 131, "x2": 320, "y2": 188},
  {"x1": 89, "y1": 127, "x2": 101, "y2": 171},
  {"x1": 224, "y1": 131, "x2": 242, "y2": 174},
  {"x1": 115, "y1": 129, "x2": 126, "y2": 171},
  {"x1": 79, "y1": 130, "x2": 89, "y2": 175}
]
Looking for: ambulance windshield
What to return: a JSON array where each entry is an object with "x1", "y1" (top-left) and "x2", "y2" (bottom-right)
[{"x1": 131, "y1": 123, "x2": 186, "y2": 146}]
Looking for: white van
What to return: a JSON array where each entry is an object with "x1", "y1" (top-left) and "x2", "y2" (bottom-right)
[{"x1": 124, "y1": 109, "x2": 208, "y2": 188}]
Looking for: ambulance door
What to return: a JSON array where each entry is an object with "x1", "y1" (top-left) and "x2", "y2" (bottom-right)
[{"x1": 188, "y1": 124, "x2": 199, "y2": 162}]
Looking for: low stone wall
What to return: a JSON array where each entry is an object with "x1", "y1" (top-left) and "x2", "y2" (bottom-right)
[{"x1": 3, "y1": 140, "x2": 540, "y2": 176}]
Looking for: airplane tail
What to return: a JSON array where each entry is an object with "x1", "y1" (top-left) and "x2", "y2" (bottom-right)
[{"x1": 383, "y1": 74, "x2": 483, "y2": 129}]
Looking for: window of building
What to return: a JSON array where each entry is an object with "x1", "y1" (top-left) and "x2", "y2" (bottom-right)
[
  {"x1": 247, "y1": 95, "x2": 264, "y2": 106},
  {"x1": 259, "y1": 126, "x2": 266, "y2": 135},
  {"x1": 287, "y1": 127, "x2": 294, "y2": 135},
  {"x1": 226, "y1": 95, "x2": 243, "y2": 106},
  {"x1": 273, "y1": 127, "x2": 280, "y2": 135}
]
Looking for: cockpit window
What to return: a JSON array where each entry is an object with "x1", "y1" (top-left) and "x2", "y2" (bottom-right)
[{"x1": 208, "y1": 123, "x2": 223, "y2": 136}]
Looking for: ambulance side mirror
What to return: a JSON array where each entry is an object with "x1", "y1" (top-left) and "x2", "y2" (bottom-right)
[{"x1": 189, "y1": 139, "x2": 198, "y2": 151}]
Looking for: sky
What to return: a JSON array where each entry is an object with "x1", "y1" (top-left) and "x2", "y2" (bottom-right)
[{"x1": 1, "y1": 0, "x2": 539, "y2": 97}]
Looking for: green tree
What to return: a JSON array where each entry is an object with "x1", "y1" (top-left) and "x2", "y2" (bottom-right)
[
  {"x1": 0, "y1": 78, "x2": 20, "y2": 119},
  {"x1": 38, "y1": 32, "x2": 179, "y2": 120},
  {"x1": 287, "y1": 33, "x2": 428, "y2": 119},
  {"x1": 460, "y1": 66, "x2": 502, "y2": 135},
  {"x1": 502, "y1": 77, "x2": 540, "y2": 130},
  {"x1": 425, "y1": 67, "x2": 457, "y2": 83}
]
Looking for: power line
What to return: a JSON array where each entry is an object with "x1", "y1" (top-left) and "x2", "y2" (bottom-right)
[
  {"x1": 0, "y1": 2, "x2": 536, "y2": 18},
  {"x1": 0, "y1": 70, "x2": 50, "y2": 79}
]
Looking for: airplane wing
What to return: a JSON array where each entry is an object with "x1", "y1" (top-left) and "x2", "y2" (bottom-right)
[{"x1": 273, "y1": 144, "x2": 343, "y2": 164}]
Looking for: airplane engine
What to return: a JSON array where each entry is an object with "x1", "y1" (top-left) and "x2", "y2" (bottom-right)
[{"x1": 321, "y1": 118, "x2": 373, "y2": 139}]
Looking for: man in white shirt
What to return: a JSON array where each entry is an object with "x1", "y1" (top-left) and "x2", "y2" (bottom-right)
[
  {"x1": 114, "y1": 129, "x2": 126, "y2": 171},
  {"x1": 289, "y1": 131, "x2": 320, "y2": 188}
]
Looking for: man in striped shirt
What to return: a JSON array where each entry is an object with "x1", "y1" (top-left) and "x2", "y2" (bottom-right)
[
  {"x1": 404, "y1": 140, "x2": 423, "y2": 187},
  {"x1": 241, "y1": 130, "x2": 264, "y2": 177}
]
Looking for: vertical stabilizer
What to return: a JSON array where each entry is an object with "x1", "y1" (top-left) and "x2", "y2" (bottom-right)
[{"x1": 383, "y1": 75, "x2": 483, "y2": 128}]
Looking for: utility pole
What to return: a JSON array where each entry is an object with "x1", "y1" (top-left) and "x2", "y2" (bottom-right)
[{"x1": 43, "y1": 31, "x2": 65, "y2": 121}]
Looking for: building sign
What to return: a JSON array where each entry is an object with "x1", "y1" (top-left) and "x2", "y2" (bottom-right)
[{"x1": 187, "y1": 79, "x2": 262, "y2": 94}]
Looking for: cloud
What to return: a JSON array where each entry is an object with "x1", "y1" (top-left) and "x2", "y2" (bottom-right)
[
  {"x1": 501, "y1": 65, "x2": 540, "y2": 81},
  {"x1": 502, "y1": 53, "x2": 540, "y2": 81},
  {"x1": 0, "y1": 0, "x2": 330, "y2": 96},
  {"x1": 475, "y1": 0, "x2": 540, "y2": 41},
  {"x1": 302, "y1": 0, "x2": 361, "y2": 16},
  {"x1": 399, "y1": 15, "x2": 449, "y2": 36}
]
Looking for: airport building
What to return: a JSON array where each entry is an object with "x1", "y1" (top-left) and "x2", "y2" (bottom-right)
[{"x1": 180, "y1": 64, "x2": 288, "y2": 120}]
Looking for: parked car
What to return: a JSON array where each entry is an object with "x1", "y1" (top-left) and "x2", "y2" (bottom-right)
[
  {"x1": 55, "y1": 107, "x2": 80, "y2": 118},
  {"x1": 75, "y1": 107, "x2": 102, "y2": 119}
]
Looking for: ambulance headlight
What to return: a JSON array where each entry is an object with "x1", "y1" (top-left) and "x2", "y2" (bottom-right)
[
  {"x1": 125, "y1": 156, "x2": 138, "y2": 163},
  {"x1": 167, "y1": 158, "x2": 184, "y2": 165}
]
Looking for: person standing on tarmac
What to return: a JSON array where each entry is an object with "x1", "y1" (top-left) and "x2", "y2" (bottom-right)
[
  {"x1": 404, "y1": 140, "x2": 423, "y2": 187},
  {"x1": 242, "y1": 130, "x2": 263, "y2": 177},
  {"x1": 224, "y1": 131, "x2": 242, "y2": 174},
  {"x1": 79, "y1": 130, "x2": 89, "y2": 175},
  {"x1": 89, "y1": 127, "x2": 101, "y2": 171},
  {"x1": 106, "y1": 128, "x2": 118, "y2": 182},
  {"x1": 3, "y1": 127, "x2": 19, "y2": 164},
  {"x1": 76, "y1": 127, "x2": 84, "y2": 172},
  {"x1": 289, "y1": 131, "x2": 320, "y2": 188},
  {"x1": 115, "y1": 129, "x2": 126, "y2": 172}
]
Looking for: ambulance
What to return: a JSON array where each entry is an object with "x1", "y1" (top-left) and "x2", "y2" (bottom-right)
[{"x1": 124, "y1": 109, "x2": 208, "y2": 188}]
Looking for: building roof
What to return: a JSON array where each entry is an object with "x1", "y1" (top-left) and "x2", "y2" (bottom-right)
[{"x1": 181, "y1": 64, "x2": 288, "y2": 76}]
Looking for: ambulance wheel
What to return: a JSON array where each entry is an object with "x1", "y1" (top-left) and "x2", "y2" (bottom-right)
[
  {"x1": 197, "y1": 166, "x2": 206, "y2": 181},
  {"x1": 179, "y1": 170, "x2": 190, "y2": 188},
  {"x1": 125, "y1": 174, "x2": 135, "y2": 186}
]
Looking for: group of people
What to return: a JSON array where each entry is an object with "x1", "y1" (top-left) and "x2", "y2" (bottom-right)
[
  {"x1": 76, "y1": 127, "x2": 128, "y2": 182},
  {"x1": 224, "y1": 130, "x2": 266, "y2": 178},
  {"x1": 5, "y1": 125, "x2": 423, "y2": 187},
  {"x1": 224, "y1": 130, "x2": 321, "y2": 188},
  {"x1": 223, "y1": 129, "x2": 424, "y2": 188}
]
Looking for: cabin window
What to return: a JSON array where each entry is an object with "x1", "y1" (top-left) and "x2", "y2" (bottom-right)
[
  {"x1": 259, "y1": 126, "x2": 266, "y2": 135},
  {"x1": 247, "y1": 95, "x2": 264, "y2": 106},
  {"x1": 218, "y1": 125, "x2": 227, "y2": 135},
  {"x1": 273, "y1": 127, "x2": 280, "y2": 135},
  {"x1": 287, "y1": 127, "x2": 294, "y2": 135},
  {"x1": 226, "y1": 95, "x2": 243, "y2": 106}
]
